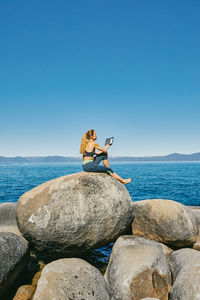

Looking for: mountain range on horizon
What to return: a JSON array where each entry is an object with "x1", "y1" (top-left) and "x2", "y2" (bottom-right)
[{"x1": 0, "y1": 153, "x2": 200, "y2": 163}]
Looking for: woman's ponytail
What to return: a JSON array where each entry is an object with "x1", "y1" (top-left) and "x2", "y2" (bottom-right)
[{"x1": 80, "y1": 129, "x2": 94, "y2": 154}]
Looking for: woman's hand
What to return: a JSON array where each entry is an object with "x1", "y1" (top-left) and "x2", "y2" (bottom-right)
[
  {"x1": 105, "y1": 144, "x2": 111, "y2": 150},
  {"x1": 94, "y1": 142, "x2": 110, "y2": 153}
]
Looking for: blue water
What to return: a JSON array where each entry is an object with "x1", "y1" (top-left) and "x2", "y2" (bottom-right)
[{"x1": 0, "y1": 162, "x2": 200, "y2": 206}]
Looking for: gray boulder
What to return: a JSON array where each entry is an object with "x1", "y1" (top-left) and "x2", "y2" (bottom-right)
[
  {"x1": 0, "y1": 202, "x2": 21, "y2": 236},
  {"x1": 33, "y1": 258, "x2": 110, "y2": 300},
  {"x1": 104, "y1": 235, "x2": 171, "y2": 300},
  {"x1": 0, "y1": 232, "x2": 29, "y2": 297},
  {"x1": 132, "y1": 199, "x2": 199, "y2": 246},
  {"x1": 189, "y1": 207, "x2": 200, "y2": 247},
  {"x1": 16, "y1": 172, "x2": 133, "y2": 255},
  {"x1": 189, "y1": 206, "x2": 200, "y2": 225},
  {"x1": 169, "y1": 248, "x2": 200, "y2": 300}
]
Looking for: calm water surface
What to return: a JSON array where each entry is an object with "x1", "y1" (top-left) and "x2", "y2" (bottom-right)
[{"x1": 0, "y1": 161, "x2": 200, "y2": 205}]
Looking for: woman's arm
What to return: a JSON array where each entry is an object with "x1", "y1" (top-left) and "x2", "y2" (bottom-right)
[{"x1": 94, "y1": 142, "x2": 110, "y2": 153}]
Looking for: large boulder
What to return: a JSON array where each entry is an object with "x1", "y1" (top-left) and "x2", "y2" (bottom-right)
[
  {"x1": 169, "y1": 248, "x2": 200, "y2": 299},
  {"x1": 104, "y1": 236, "x2": 171, "y2": 300},
  {"x1": 0, "y1": 232, "x2": 29, "y2": 297},
  {"x1": 0, "y1": 202, "x2": 21, "y2": 236},
  {"x1": 132, "y1": 199, "x2": 199, "y2": 246},
  {"x1": 33, "y1": 258, "x2": 110, "y2": 300},
  {"x1": 16, "y1": 172, "x2": 133, "y2": 255}
]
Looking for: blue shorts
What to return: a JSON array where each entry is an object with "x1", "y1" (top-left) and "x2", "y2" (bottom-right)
[{"x1": 82, "y1": 153, "x2": 114, "y2": 175}]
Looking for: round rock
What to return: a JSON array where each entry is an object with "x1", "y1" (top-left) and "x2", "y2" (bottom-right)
[
  {"x1": 104, "y1": 235, "x2": 171, "y2": 300},
  {"x1": 132, "y1": 199, "x2": 199, "y2": 246},
  {"x1": 33, "y1": 258, "x2": 110, "y2": 300},
  {"x1": 16, "y1": 172, "x2": 133, "y2": 255},
  {"x1": 0, "y1": 232, "x2": 29, "y2": 297}
]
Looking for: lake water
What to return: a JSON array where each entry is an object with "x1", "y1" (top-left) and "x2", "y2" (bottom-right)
[
  {"x1": 1, "y1": 161, "x2": 200, "y2": 205},
  {"x1": 1, "y1": 162, "x2": 200, "y2": 270}
]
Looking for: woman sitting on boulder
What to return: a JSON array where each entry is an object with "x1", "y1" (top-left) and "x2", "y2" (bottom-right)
[{"x1": 80, "y1": 129, "x2": 131, "y2": 184}]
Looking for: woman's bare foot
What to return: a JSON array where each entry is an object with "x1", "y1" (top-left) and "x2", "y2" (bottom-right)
[
  {"x1": 111, "y1": 173, "x2": 131, "y2": 184},
  {"x1": 122, "y1": 178, "x2": 131, "y2": 184}
]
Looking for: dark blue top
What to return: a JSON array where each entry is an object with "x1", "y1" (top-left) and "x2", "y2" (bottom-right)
[{"x1": 83, "y1": 149, "x2": 96, "y2": 157}]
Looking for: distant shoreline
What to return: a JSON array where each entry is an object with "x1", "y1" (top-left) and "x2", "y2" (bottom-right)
[{"x1": 0, "y1": 152, "x2": 200, "y2": 163}]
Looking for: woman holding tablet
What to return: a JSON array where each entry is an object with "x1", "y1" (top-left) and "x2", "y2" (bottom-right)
[{"x1": 80, "y1": 129, "x2": 131, "y2": 184}]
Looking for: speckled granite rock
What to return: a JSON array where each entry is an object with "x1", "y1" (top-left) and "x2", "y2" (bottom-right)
[
  {"x1": 169, "y1": 248, "x2": 200, "y2": 300},
  {"x1": 104, "y1": 235, "x2": 171, "y2": 300},
  {"x1": 16, "y1": 172, "x2": 133, "y2": 255},
  {"x1": 132, "y1": 199, "x2": 199, "y2": 246},
  {"x1": 33, "y1": 258, "x2": 110, "y2": 300},
  {"x1": 0, "y1": 202, "x2": 21, "y2": 236},
  {"x1": 0, "y1": 232, "x2": 29, "y2": 297}
]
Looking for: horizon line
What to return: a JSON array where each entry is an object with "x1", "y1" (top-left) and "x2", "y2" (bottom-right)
[{"x1": 1, "y1": 152, "x2": 200, "y2": 159}]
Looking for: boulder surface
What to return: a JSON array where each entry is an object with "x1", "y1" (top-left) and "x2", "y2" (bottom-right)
[
  {"x1": 16, "y1": 172, "x2": 133, "y2": 255},
  {"x1": 0, "y1": 202, "x2": 21, "y2": 236},
  {"x1": 0, "y1": 232, "x2": 29, "y2": 297},
  {"x1": 104, "y1": 235, "x2": 171, "y2": 300},
  {"x1": 189, "y1": 206, "x2": 200, "y2": 225},
  {"x1": 169, "y1": 248, "x2": 200, "y2": 300},
  {"x1": 132, "y1": 199, "x2": 198, "y2": 246},
  {"x1": 33, "y1": 258, "x2": 110, "y2": 300}
]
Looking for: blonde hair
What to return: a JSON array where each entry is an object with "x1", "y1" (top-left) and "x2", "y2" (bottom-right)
[{"x1": 80, "y1": 129, "x2": 95, "y2": 154}]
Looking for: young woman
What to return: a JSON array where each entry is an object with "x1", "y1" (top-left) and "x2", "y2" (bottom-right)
[{"x1": 80, "y1": 129, "x2": 131, "y2": 184}]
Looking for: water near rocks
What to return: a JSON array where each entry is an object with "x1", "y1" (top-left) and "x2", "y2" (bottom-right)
[{"x1": 0, "y1": 162, "x2": 200, "y2": 206}]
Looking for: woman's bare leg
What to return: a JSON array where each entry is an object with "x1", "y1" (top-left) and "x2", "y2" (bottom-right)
[
  {"x1": 102, "y1": 158, "x2": 131, "y2": 184},
  {"x1": 111, "y1": 172, "x2": 131, "y2": 184}
]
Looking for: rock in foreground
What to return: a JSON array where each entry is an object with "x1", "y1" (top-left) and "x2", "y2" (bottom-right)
[
  {"x1": 0, "y1": 232, "x2": 29, "y2": 297},
  {"x1": 170, "y1": 248, "x2": 200, "y2": 299},
  {"x1": 33, "y1": 258, "x2": 110, "y2": 300},
  {"x1": 132, "y1": 199, "x2": 199, "y2": 246},
  {"x1": 104, "y1": 235, "x2": 171, "y2": 300},
  {"x1": 16, "y1": 172, "x2": 133, "y2": 255}
]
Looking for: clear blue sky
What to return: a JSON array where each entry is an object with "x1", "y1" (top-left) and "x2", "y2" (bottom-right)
[{"x1": 1, "y1": 0, "x2": 200, "y2": 157}]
